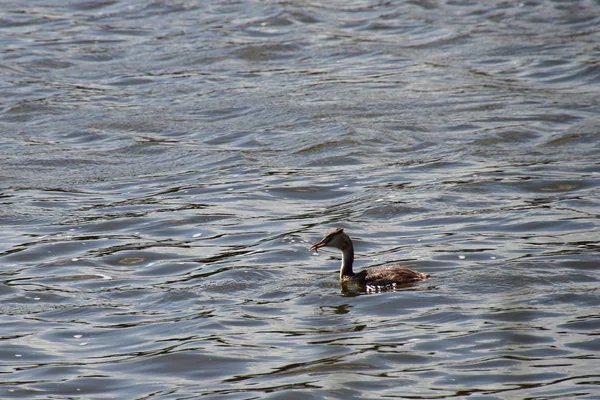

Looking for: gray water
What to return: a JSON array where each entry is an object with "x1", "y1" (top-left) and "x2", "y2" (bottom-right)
[{"x1": 1, "y1": 1, "x2": 600, "y2": 399}]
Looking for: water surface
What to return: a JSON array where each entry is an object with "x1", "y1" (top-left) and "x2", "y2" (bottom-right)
[{"x1": 1, "y1": 1, "x2": 599, "y2": 399}]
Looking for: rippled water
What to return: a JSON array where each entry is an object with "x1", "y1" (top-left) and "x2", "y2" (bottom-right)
[{"x1": 1, "y1": 1, "x2": 599, "y2": 399}]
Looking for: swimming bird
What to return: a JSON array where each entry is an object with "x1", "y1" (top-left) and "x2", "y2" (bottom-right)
[{"x1": 309, "y1": 228, "x2": 429, "y2": 288}]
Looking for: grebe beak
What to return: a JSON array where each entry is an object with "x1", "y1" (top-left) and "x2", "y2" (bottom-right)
[{"x1": 309, "y1": 238, "x2": 328, "y2": 252}]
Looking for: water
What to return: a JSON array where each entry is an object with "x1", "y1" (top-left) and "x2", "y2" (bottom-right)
[{"x1": 1, "y1": 1, "x2": 599, "y2": 398}]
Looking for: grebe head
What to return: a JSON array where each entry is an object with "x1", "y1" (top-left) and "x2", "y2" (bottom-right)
[{"x1": 309, "y1": 228, "x2": 351, "y2": 252}]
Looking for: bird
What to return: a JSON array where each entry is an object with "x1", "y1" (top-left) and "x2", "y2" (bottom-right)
[{"x1": 309, "y1": 228, "x2": 429, "y2": 289}]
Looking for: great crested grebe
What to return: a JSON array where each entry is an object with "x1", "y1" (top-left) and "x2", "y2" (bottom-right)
[{"x1": 310, "y1": 228, "x2": 429, "y2": 287}]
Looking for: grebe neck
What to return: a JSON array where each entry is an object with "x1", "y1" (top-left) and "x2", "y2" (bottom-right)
[{"x1": 340, "y1": 243, "x2": 354, "y2": 278}]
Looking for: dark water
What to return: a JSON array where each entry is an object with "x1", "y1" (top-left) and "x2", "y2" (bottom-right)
[{"x1": 1, "y1": 1, "x2": 599, "y2": 398}]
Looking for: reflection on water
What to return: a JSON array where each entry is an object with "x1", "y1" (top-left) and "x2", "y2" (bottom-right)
[{"x1": 1, "y1": 0, "x2": 599, "y2": 398}]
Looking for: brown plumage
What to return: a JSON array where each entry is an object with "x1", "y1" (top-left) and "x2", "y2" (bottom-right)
[{"x1": 309, "y1": 228, "x2": 429, "y2": 287}]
